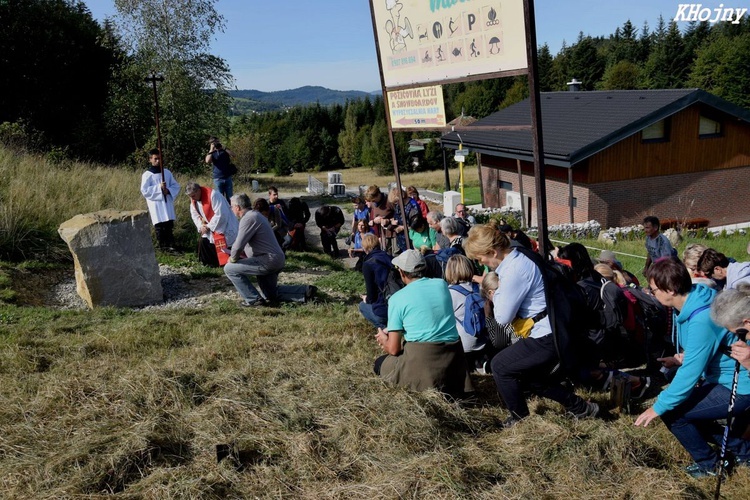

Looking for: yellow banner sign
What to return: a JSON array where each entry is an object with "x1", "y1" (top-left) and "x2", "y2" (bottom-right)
[{"x1": 388, "y1": 85, "x2": 446, "y2": 129}]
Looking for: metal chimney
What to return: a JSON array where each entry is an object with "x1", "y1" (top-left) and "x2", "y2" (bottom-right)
[{"x1": 567, "y1": 78, "x2": 582, "y2": 92}]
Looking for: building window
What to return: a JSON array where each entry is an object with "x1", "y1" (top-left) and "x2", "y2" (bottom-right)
[
  {"x1": 699, "y1": 115, "x2": 722, "y2": 138},
  {"x1": 641, "y1": 118, "x2": 669, "y2": 142},
  {"x1": 570, "y1": 197, "x2": 577, "y2": 208},
  {"x1": 498, "y1": 180, "x2": 512, "y2": 190}
]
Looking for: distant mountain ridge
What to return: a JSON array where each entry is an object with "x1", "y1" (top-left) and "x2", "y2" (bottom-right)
[{"x1": 230, "y1": 86, "x2": 379, "y2": 113}]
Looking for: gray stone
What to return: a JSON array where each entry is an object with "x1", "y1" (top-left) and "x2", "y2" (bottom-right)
[
  {"x1": 664, "y1": 227, "x2": 683, "y2": 247},
  {"x1": 58, "y1": 210, "x2": 163, "y2": 308},
  {"x1": 597, "y1": 232, "x2": 617, "y2": 246}
]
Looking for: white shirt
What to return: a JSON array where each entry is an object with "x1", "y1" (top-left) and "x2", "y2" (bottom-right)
[
  {"x1": 140, "y1": 168, "x2": 181, "y2": 225},
  {"x1": 189, "y1": 188, "x2": 239, "y2": 246}
]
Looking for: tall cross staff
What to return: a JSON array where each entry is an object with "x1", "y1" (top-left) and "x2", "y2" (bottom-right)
[{"x1": 145, "y1": 73, "x2": 167, "y2": 199}]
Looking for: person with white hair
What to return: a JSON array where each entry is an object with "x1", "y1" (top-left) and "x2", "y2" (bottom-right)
[
  {"x1": 185, "y1": 181, "x2": 239, "y2": 267},
  {"x1": 714, "y1": 283, "x2": 750, "y2": 372}
]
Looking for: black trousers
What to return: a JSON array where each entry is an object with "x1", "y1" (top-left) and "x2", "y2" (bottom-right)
[
  {"x1": 320, "y1": 229, "x2": 340, "y2": 257},
  {"x1": 154, "y1": 220, "x2": 175, "y2": 249},
  {"x1": 197, "y1": 237, "x2": 219, "y2": 267},
  {"x1": 491, "y1": 334, "x2": 588, "y2": 419}
]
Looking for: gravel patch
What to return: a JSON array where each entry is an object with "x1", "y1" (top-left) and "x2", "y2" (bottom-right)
[{"x1": 46, "y1": 264, "x2": 236, "y2": 311}]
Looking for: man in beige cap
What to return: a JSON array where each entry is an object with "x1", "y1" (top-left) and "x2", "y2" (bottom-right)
[{"x1": 373, "y1": 249, "x2": 473, "y2": 396}]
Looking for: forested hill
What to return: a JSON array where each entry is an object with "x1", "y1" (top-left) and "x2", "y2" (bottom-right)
[{"x1": 230, "y1": 86, "x2": 378, "y2": 113}]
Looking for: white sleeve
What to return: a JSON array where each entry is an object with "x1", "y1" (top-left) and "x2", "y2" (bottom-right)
[
  {"x1": 140, "y1": 172, "x2": 163, "y2": 201},
  {"x1": 207, "y1": 190, "x2": 225, "y2": 232}
]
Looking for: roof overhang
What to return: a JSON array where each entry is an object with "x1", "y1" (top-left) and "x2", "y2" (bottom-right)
[
  {"x1": 440, "y1": 137, "x2": 573, "y2": 167},
  {"x1": 440, "y1": 89, "x2": 750, "y2": 168}
]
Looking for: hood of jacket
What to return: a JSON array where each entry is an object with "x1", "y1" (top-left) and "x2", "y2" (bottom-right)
[
  {"x1": 727, "y1": 261, "x2": 750, "y2": 289},
  {"x1": 364, "y1": 247, "x2": 391, "y2": 266},
  {"x1": 675, "y1": 284, "x2": 716, "y2": 325}
]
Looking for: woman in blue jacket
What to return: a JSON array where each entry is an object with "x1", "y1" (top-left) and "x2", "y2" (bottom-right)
[
  {"x1": 635, "y1": 259, "x2": 750, "y2": 478},
  {"x1": 359, "y1": 233, "x2": 392, "y2": 329}
]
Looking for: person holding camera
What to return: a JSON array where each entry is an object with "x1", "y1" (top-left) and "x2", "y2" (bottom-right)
[{"x1": 205, "y1": 137, "x2": 234, "y2": 202}]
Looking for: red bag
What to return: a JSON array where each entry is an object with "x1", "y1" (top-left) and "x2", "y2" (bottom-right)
[{"x1": 214, "y1": 233, "x2": 230, "y2": 266}]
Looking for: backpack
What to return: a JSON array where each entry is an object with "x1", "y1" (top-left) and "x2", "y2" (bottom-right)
[
  {"x1": 624, "y1": 284, "x2": 667, "y2": 336},
  {"x1": 622, "y1": 284, "x2": 669, "y2": 371},
  {"x1": 516, "y1": 247, "x2": 590, "y2": 377},
  {"x1": 424, "y1": 246, "x2": 463, "y2": 279},
  {"x1": 455, "y1": 217, "x2": 470, "y2": 237},
  {"x1": 380, "y1": 266, "x2": 404, "y2": 305},
  {"x1": 576, "y1": 276, "x2": 633, "y2": 365},
  {"x1": 405, "y1": 198, "x2": 422, "y2": 230},
  {"x1": 449, "y1": 283, "x2": 486, "y2": 337}
]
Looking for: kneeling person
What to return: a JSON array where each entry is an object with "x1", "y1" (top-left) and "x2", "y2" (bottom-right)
[
  {"x1": 374, "y1": 250, "x2": 473, "y2": 396},
  {"x1": 225, "y1": 193, "x2": 285, "y2": 306}
]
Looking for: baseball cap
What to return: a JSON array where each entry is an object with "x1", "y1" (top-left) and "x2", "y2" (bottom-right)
[
  {"x1": 598, "y1": 250, "x2": 616, "y2": 262},
  {"x1": 392, "y1": 249, "x2": 426, "y2": 273}
]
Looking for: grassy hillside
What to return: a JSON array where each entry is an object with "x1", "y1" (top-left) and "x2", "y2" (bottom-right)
[
  {"x1": 230, "y1": 86, "x2": 377, "y2": 113},
  {"x1": 2, "y1": 147, "x2": 750, "y2": 497}
]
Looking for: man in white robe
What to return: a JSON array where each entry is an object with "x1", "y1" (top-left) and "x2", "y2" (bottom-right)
[
  {"x1": 140, "y1": 148, "x2": 181, "y2": 250},
  {"x1": 185, "y1": 182, "x2": 239, "y2": 266}
]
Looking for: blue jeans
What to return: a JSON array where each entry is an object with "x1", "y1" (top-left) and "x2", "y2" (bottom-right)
[
  {"x1": 213, "y1": 176, "x2": 233, "y2": 202},
  {"x1": 224, "y1": 257, "x2": 282, "y2": 302},
  {"x1": 359, "y1": 302, "x2": 387, "y2": 329},
  {"x1": 661, "y1": 382, "x2": 750, "y2": 470}
]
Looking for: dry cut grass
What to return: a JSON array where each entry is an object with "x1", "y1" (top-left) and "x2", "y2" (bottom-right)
[
  {"x1": 2, "y1": 271, "x2": 750, "y2": 498},
  {"x1": 4, "y1": 146, "x2": 750, "y2": 497}
]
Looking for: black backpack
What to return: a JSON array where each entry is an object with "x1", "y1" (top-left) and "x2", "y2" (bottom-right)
[
  {"x1": 405, "y1": 199, "x2": 422, "y2": 230},
  {"x1": 516, "y1": 247, "x2": 589, "y2": 377},
  {"x1": 380, "y1": 266, "x2": 404, "y2": 305}
]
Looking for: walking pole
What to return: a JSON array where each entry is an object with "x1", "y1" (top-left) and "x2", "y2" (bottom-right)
[
  {"x1": 145, "y1": 73, "x2": 167, "y2": 202},
  {"x1": 715, "y1": 328, "x2": 749, "y2": 499}
]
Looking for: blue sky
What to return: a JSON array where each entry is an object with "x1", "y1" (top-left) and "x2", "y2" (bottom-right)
[{"x1": 86, "y1": 0, "x2": 688, "y2": 92}]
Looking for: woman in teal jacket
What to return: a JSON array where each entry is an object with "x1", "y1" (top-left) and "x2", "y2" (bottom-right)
[{"x1": 635, "y1": 259, "x2": 750, "y2": 478}]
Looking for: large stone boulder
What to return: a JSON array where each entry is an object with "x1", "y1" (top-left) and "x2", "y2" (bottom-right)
[{"x1": 58, "y1": 210, "x2": 163, "y2": 308}]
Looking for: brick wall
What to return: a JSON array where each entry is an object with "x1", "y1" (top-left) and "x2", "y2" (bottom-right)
[
  {"x1": 589, "y1": 166, "x2": 750, "y2": 228},
  {"x1": 481, "y1": 163, "x2": 750, "y2": 228},
  {"x1": 482, "y1": 160, "x2": 591, "y2": 226}
]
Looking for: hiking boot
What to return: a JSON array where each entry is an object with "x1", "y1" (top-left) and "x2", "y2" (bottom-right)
[
  {"x1": 572, "y1": 401, "x2": 600, "y2": 420},
  {"x1": 684, "y1": 463, "x2": 718, "y2": 479},
  {"x1": 631, "y1": 376, "x2": 651, "y2": 400},
  {"x1": 471, "y1": 359, "x2": 492, "y2": 376},
  {"x1": 305, "y1": 285, "x2": 318, "y2": 302},
  {"x1": 500, "y1": 416, "x2": 521, "y2": 429},
  {"x1": 241, "y1": 298, "x2": 267, "y2": 307}
]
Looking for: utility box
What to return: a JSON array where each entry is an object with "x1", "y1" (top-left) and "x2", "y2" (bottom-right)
[
  {"x1": 328, "y1": 184, "x2": 346, "y2": 196},
  {"x1": 443, "y1": 190, "x2": 462, "y2": 216}
]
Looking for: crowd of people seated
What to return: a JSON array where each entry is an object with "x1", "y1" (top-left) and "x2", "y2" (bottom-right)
[
  {"x1": 153, "y1": 168, "x2": 750, "y2": 481},
  {"x1": 349, "y1": 190, "x2": 750, "y2": 479}
]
